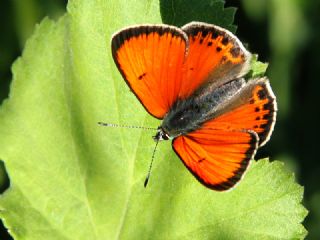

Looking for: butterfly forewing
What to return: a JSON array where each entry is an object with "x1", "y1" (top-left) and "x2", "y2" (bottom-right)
[
  {"x1": 179, "y1": 22, "x2": 251, "y2": 98},
  {"x1": 111, "y1": 25, "x2": 188, "y2": 119}
]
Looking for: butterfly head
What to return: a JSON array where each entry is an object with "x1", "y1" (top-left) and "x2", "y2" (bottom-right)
[{"x1": 153, "y1": 127, "x2": 172, "y2": 141}]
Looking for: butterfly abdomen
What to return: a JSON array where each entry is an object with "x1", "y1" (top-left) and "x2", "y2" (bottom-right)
[{"x1": 161, "y1": 78, "x2": 245, "y2": 138}]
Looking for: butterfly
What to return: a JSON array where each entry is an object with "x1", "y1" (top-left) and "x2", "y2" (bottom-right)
[{"x1": 109, "y1": 21, "x2": 277, "y2": 191}]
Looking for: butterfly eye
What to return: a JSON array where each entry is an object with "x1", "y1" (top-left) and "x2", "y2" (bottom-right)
[{"x1": 153, "y1": 128, "x2": 170, "y2": 141}]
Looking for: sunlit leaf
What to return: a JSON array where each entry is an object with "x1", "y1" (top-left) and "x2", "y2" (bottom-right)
[{"x1": 0, "y1": 1, "x2": 307, "y2": 239}]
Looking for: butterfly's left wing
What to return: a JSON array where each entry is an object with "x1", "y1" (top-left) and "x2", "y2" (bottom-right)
[{"x1": 172, "y1": 78, "x2": 277, "y2": 190}]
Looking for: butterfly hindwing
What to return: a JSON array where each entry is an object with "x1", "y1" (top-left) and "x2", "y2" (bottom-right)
[
  {"x1": 179, "y1": 22, "x2": 252, "y2": 98},
  {"x1": 172, "y1": 78, "x2": 276, "y2": 190},
  {"x1": 173, "y1": 127, "x2": 258, "y2": 191},
  {"x1": 211, "y1": 77, "x2": 277, "y2": 146},
  {"x1": 111, "y1": 25, "x2": 188, "y2": 119}
]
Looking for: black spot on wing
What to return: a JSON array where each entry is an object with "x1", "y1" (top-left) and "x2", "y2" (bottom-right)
[
  {"x1": 200, "y1": 29, "x2": 209, "y2": 38},
  {"x1": 230, "y1": 47, "x2": 240, "y2": 58},
  {"x1": 138, "y1": 73, "x2": 146, "y2": 80},
  {"x1": 221, "y1": 56, "x2": 227, "y2": 63},
  {"x1": 263, "y1": 101, "x2": 274, "y2": 110},
  {"x1": 257, "y1": 89, "x2": 267, "y2": 100},
  {"x1": 222, "y1": 36, "x2": 229, "y2": 45},
  {"x1": 212, "y1": 31, "x2": 219, "y2": 39}
]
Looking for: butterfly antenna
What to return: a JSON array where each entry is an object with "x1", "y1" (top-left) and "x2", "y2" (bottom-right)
[
  {"x1": 144, "y1": 139, "x2": 159, "y2": 188},
  {"x1": 98, "y1": 122, "x2": 157, "y2": 131}
]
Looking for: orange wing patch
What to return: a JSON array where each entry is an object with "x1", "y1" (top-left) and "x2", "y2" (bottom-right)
[
  {"x1": 112, "y1": 25, "x2": 188, "y2": 119},
  {"x1": 180, "y1": 22, "x2": 251, "y2": 98},
  {"x1": 173, "y1": 127, "x2": 258, "y2": 191},
  {"x1": 211, "y1": 79, "x2": 277, "y2": 146},
  {"x1": 172, "y1": 78, "x2": 276, "y2": 190}
]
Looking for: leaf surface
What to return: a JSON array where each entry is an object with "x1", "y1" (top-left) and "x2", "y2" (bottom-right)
[{"x1": 0, "y1": 1, "x2": 307, "y2": 239}]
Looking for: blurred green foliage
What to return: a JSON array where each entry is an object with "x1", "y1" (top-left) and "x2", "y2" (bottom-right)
[
  {"x1": 0, "y1": 1, "x2": 67, "y2": 239},
  {"x1": 228, "y1": 0, "x2": 320, "y2": 239},
  {"x1": 0, "y1": 0, "x2": 66, "y2": 101},
  {"x1": 0, "y1": 0, "x2": 318, "y2": 239}
]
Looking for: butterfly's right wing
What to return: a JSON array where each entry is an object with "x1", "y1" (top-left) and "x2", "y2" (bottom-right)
[{"x1": 111, "y1": 25, "x2": 188, "y2": 119}]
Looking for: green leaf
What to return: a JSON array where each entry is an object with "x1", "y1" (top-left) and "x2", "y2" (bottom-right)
[
  {"x1": 0, "y1": 0, "x2": 307, "y2": 239},
  {"x1": 160, "y1": 0, "x2": 237, "y2": 32},
  {"x1": 247, "y1": 54, "x2": 269, "y2": 78}
]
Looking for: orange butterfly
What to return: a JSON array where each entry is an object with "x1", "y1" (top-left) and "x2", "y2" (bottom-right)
[{"x1": 108, "y1": 22, "x2": 277, "y2": 191}]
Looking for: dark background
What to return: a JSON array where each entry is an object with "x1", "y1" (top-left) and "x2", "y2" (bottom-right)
[{"x1": 0, "y1": 0, "x2": 319, "y2": 239}]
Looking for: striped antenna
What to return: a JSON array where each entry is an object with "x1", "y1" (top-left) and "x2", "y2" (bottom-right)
[
  {"x1": 98, "y1": 121, "x2": 159, "y2": 188},
  {"x1": 98, "y1": 122, "x2": 157, "y2": 131},
  {"x1": 144, "y1": 138, "x2": 159, "y2": 188}
]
